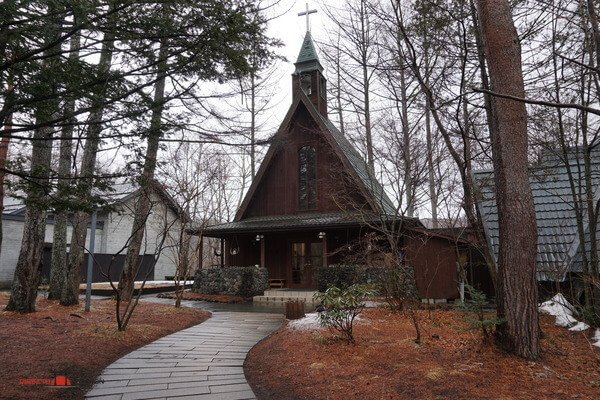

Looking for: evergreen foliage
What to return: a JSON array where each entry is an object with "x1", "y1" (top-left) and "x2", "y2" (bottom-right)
[
  {"x1": 455, "y1": 284, "x2": 505, "y2": 339},
  {"x1": 314, "y1": 284, "x2": 377, "y2": 343}
]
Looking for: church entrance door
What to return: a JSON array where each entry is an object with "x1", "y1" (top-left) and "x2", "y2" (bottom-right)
[{"x1": 290, "y1": 241, "x2": 322, "y2": 289}]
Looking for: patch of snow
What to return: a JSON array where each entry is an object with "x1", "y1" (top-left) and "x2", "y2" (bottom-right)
[
  {"x1": 593, "y1": 329, "x2": 600, "y2": 348},
  {"x1": 539, "y1": 294, "x2": 589, "y2": 331},
  {"x1": 286, "y1": 312, "x2": 367, "y2": 331},
  {"x1": 287, "y1": 313, "x2": 321, "y2": 331},
  {"x1": 132, "y1": 280, "x2": 194, "y2": 285},
  {"x1": 363, "y1": 300, "x2": 383, "y2": 308}
]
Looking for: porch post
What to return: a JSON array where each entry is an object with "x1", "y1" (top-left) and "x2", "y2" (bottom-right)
[
  {"x1": 198, "y1": 236, "x2": 203, "y2": 270},
  {"x1": 322, "y1": 233, "x2": 327, "y2": 267},
  {"x1": 260, "y1": 236, "x2": 266, "y2": 268},
  {"x1": 220, "y1": 237, "x2": 224, "y2": 268}
]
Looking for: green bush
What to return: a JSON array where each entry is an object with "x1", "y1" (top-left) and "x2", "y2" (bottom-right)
[
  {"x1": 455, "y1": 284, "x2": 505, "y2": 339},
  {"x1": 313, "y1": 284, "x2": 377, "y2": 343}
]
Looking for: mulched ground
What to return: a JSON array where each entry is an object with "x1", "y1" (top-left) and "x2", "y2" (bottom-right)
[
  {"x1": 0, "y1": 292, "x2": 210, "y2": 400},
  {"x1": 157, "y1": 292, "x2": 248, "y2": 303},
  {"x1": 245, "y1": 306, "x2": 600, "y2": 400}
]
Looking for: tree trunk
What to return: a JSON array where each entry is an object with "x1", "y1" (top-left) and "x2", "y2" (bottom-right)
[
  {"x1": 359, "y1": 0, "x2": 374, "y2": 174},
  {"x1": 48, "y1": 32, "x2": 80, "y2": 301},
  {"x1": 62, "y1": 28, "x2": 115, "y2": 306},
  {"x1": 249, "y1": 71, "x2": 257, "y2": 180},
  {"x1": 399, "y1": 67, "x2": 413, "y2": 217},
  {"x1": 476, "y1": 0, "x2": 540, "y2": 359},
  {"x1": 0, "y1": 114, "x2": 11, "y2": 259},
  {"x1": 119, "y1": 36, "x2": 168, "y2": 301},
  {"x1": 5, "y1": 123, "x2": 54, "y2": 312},
  {"x1": 0, "y1": 58, "x2": 15, "y2": 258},
  {"x1": 335, "y1": 37, "x2": 345, "y2": 136},
  {"x1": 423, "y1": 44, "x2": 436, "y2": 227},
  {"x1": 5, "y1": 6, "x2": 62, "y2": 312},
  {"x1": 586, "y1": 0, "x2": 600, "y2": 91},
  {"x1": 424, "y1": 106, "x2": 436, "y2": 226}
]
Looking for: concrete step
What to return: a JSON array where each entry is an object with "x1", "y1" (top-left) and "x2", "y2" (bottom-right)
[
  {"x1": 253, "y1": 289, "x2": 319, "y2": 304},
  {"x1": 263, "y1": 289, "x2": 318, "y2": 297},
  {"x1": 253, "y1": 296, "x2": 319, "y2": 304}
]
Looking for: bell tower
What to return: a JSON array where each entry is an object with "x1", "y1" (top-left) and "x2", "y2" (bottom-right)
[{"x1": 292, "y1": 31, "x2": 328, "y2": 118}]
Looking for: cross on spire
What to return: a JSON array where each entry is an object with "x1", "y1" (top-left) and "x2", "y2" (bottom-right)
[{"x1": 298, "y1": 3, "x2": 317, "y2": 32}]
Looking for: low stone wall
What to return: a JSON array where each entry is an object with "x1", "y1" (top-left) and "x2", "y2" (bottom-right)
[
  {"x1": 318, "y1": 264, "x2": 387, "y2": 292},
  {"x1": 193, "y1": 266, "x2": 268, "y2": 297}
]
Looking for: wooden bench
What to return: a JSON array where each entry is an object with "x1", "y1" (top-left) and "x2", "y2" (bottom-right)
[{"x1": 268, "y1": 279, "x2": 286, "y2": 288}]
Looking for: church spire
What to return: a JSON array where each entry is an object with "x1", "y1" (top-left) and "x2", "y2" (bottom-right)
[
  {"x1": 294, "y1": 31, "x2": 323, "y2": 73},
  {"x1": 292, "y1": 18, "x2": 327, "y2": 117}
]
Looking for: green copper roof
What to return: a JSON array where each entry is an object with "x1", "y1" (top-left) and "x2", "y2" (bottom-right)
[
  {"x1": 295, "y1": 31, "x2": 323, "y2": 73},
  {"x1": 296, "y1": 31, "x2": 318, "y2": 63}
]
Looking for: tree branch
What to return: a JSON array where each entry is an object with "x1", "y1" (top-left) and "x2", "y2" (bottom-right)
[{"x1": 472, "y1": 87, "x2": 600, "y2": 116}]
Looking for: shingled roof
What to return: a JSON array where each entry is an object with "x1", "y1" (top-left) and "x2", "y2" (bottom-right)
[
  {"x1": 316, "y1": 104, "x2": 397, "y2": 216},
  {"x1": 202, "y1": 211, "x2": 422, "y2": 236},
  {"x1": 473, "y1": 151, "x2": 600, "y2": 280},
  {"x1": 294, "y1": 31, "x2": 323, "y2": 73}
]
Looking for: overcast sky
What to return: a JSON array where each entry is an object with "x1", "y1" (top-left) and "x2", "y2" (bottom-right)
[{"x1": 262, "y1": 1, "x2": 331, "y2": 115}]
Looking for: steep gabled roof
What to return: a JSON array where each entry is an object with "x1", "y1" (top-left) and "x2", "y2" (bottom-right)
[
  {"x1": 234, "y1": 91, "x2": 397, "y2": 222},
  {"x1": 473, "y1": 155, "x2": 600, "y2": 280}
]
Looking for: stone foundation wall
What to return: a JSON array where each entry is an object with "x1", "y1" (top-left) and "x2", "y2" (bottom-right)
[
  {"x1": 318, "y1": 264, "x2": 387, "y2": 292},
  {"x1": 193, "y1": 266, "x2": 268, "y2": 297}
]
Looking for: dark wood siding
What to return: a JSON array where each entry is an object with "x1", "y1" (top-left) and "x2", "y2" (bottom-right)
[
  {"x1": 242, "y1": 105, "x2": 368, "y2": 219},
  {"x1": 405, "y1": 234, "x2": 460, "y2": 299},
  {"x1": 225, "y1": 234, "x2": 260, "y2": 267}
]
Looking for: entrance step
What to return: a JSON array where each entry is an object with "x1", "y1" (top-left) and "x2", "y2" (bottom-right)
[{"x1": 253, "y1": 289, "x2": 319, "y2": 304}]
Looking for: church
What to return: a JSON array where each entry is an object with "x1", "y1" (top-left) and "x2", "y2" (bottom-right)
[{"x1": 198, "y1": 31, "x2": 469, "y2": 299}]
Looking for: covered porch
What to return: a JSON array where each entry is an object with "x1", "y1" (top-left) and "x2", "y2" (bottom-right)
[{"x1": 197, "y1": 212, "x2": 400, "y2": 290}]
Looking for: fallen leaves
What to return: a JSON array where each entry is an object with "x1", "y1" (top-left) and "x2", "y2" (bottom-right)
[
  {"x1": 0, "y1": 296, "x2": 209, "y2": 400},
  {"x1": 245, "y1": 307, "x2": 600, "y2": 400}
]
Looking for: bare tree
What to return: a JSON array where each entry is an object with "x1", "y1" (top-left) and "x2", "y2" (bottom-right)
[
  {"x1": 159, "y1": 143, "x2": 224, "y2": 307},
  {"x1": 320, "y1": 0, "x2": 380, "y2": 174}
]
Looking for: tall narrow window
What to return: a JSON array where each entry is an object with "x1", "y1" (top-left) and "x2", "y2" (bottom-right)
[{"x1": 298, "y1": 146, "x2": 316, "y2": 210}]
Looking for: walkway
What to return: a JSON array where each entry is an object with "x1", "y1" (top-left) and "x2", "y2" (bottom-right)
[{"x1": 85, "y1": 312, "x2": 282, "y2": 400}]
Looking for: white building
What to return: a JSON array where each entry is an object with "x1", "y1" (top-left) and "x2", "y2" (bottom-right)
[{"x1": 0, "y1": 180, "x2": 186, "y2": 287}]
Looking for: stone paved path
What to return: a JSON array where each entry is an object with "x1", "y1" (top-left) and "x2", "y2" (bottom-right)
[{"x1": 85, "y1": 312, "x2": 282, "y2": 400}]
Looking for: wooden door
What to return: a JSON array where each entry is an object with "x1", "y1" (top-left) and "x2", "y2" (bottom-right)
[{"x1": 290, "y1": 241, "x2": 322, "y2": 288}]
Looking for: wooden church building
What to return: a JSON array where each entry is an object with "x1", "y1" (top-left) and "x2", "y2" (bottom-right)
[{"x1": 198, "y1": 32, "x2": 465, "y2": 299}]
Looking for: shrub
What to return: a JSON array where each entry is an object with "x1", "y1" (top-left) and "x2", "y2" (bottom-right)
[
  {"x1": 317, "y1": 264, "x2": 390, "y2": 292},
  {"x1": 318, "y1": 264, "x2": 362, "y2": 292},
  {"x1": 313, "y1": 284, "x2": 377, "y2": 343},
  {"x1": 380, "y1": 264, "x2": 419, "y2": 312},
  {"x1": 455, "y1": 284, "x2": 505, "y2": 339}
]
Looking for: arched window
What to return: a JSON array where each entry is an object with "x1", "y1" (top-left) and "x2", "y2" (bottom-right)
[{"x1": 298, "y1": 146, "x2": 316, "y2": 210}]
